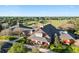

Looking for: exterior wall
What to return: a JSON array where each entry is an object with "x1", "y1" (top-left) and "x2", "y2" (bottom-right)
[
  {"x1": 34, "y1": 32, "x2": 43, "y2": 37},
  {"x1": 31, "y1": 38, "x2": 50, "y2": 46}
]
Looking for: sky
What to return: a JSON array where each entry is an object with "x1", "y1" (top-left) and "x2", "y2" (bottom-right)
[{"x1": 0, "y1": 5, "x2": 79, "y2": 16}]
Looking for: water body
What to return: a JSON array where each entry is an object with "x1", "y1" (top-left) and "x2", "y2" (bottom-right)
[{"x1": 0, "y1": 42, "x2": 12, "y2": 53}]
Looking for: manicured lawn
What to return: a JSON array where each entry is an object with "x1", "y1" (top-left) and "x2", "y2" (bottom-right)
[
  {"x1": 47, "y1": 20, "x2": 69, "y2": 28},
  {"x1": 26, "y1": 20, "x2": 70, "y2": 28},
  {"x1": 0, "y1": 36, "x2": 17, "y2": 41}
]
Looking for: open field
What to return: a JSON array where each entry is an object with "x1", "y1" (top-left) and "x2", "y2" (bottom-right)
[{"x1": 27, "y1": 20, "x2": 71, "y2": 28}]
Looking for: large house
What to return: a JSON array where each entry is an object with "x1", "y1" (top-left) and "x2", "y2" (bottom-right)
[{"x1": 28, "y1": 24, "x2": 59, "y2": 46}]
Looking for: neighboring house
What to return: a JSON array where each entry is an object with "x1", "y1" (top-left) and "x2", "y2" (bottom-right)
[
  {"x1": 9, "y1": 22, "x2": 33, "y2": 31},
  {"x1": 59, "y1": 31, "x2": 75, "y2": 41},
  {"x1": 0, "y1": 22, "x2": 34, "y2": 36},
  {"x1": 9, "y1": 22, "x2": 34, "y2": 35},
  {"x1": 59, "y1": 31, "x2": 79, "y2": 40}
]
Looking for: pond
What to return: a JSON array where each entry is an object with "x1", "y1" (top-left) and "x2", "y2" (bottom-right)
[{"x1": 0, "y1": 42, "x2": 12, "y2": 53}]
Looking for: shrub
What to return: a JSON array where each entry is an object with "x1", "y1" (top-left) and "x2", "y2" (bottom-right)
[
  {"x1": 8, "y1": 43, "x2": 27, "y2": 53},
  {"x1": 9, "y1": 36, "x2": 17, "y2": 41},
  {"x1": 75, "y1": 30, "x2": 79, "y2": 35},
  {"x1": 16, "y1": 37, "x2": 26, "y2": 44},
  {"x1": 70, "y1": 45, "x2": 79, "y2": 53},
  {"x1": 50, "y1": 33, "x2": 73, "y2": 53}
]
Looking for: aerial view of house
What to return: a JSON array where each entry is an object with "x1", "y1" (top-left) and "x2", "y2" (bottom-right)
[{"x1": 0, "y1": 5, "x2": 79, "y2": 53}]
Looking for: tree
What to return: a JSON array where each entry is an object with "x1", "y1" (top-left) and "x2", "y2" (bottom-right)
[
  {"x1": 0, "y1": 24, "x2": 3, "y2": 32},
  {"x1": 50, "y1": 33, "x2": 63, "y2": 52},
  {"x1": 54, "y1": 33, "x2": 61, "y2": 47},
  {"x1": 8, "y1": 43, "x2": 27, "y2": 53}
]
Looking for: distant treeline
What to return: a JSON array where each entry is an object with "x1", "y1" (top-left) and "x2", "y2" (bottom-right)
[{"x1": 0, "y1": 16, "x2": 79, "y2": 21}]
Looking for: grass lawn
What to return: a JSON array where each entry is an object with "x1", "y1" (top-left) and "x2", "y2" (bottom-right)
[
  {"x1": 0, "y1": 36, "x2": 17, "y2": 41},
  {"x1": 26, "y1": 20, "x2": 70, "y2": 28}
]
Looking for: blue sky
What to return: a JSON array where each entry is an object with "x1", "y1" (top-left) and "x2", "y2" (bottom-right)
[{"x1": 0, "y1": 5, "x2": 79, "y2": 16}]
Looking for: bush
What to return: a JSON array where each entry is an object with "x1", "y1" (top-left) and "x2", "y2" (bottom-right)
[
  {"x1": 8, "y1": 43, "x2": 27, "y2": 53},
  {"x1": 50, "y1": 43, "x2": 73, "y2": 53},
  {"x1": 70, "y1": 45, "x2": 79, "y2": 53},
  {"x1": 16, "y1": 37, "x2": 26, "y2": 44},
  {"x1": 75, "y1": 30, "x2": 79, "y2": 35},
  {"x1": 50, "y1": 33, "x2": 73, "y2": 53},
  {"x1": 9, "y1": 36, "x2": 17, "y2": 41}
]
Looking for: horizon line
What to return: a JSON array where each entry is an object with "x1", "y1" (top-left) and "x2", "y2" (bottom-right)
[{"x1": 0, "y1": 16, "x2": 79, "y2": 17}]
